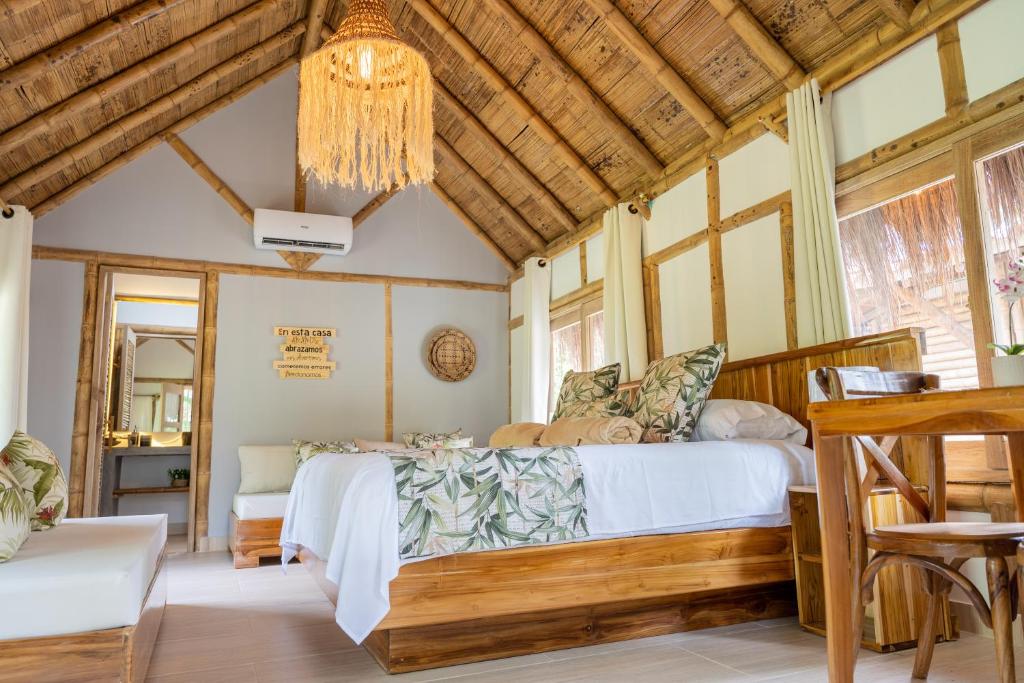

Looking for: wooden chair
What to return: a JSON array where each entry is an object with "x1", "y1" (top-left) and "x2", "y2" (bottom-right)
[{"x1": 816, "y1": 367, "x2": 1024, "y2": 682}]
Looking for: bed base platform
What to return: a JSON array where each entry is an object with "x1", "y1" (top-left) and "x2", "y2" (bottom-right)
[
  {"x1": 300, "y1": 526, "x2": 796, "y2": 674},
  {"x1": 229, "y1": 512, "x2": 283, "y2": 568},
  {"x1": 0, "y1": 555, "x2": 166, "y2": 683}
]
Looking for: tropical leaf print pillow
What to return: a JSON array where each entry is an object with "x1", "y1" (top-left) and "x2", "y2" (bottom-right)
[
  {"x1": 551, "y1": 363, "x2": 622, "y2": 421},
  {"x1": 0, "y1": 460, "x2": 30, "y2": 561},
  {"x1": 631, "y1": 344, "x2": 726, "y2": 443},
  {"x1": 402, "y1": 430, "x2": 466, "y2": 449},
  {"x1": 293, "y1": 440, "x2": 360, "y2": 468},
  {"x1": 556, "y1": 387, "x2": 633, "y2": 419},
  {"x1": 1, "y1": 432, "x2": 68, "y2": 530}
]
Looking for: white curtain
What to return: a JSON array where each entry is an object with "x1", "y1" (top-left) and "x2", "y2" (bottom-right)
[
  {"x1": 519, "y1": 257, "x2": 550, "y2": 424},
  {"x1": 787, "y1": 79, "x2": 852, "y2": 346},
  {"x1": 0, "y1": 206, "x2": 33, "y2": 443},
  {"x1": 603, "y1": 203, "x2": 648, "y2": 380}
]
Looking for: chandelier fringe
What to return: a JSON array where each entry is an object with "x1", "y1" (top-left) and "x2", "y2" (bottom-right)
[{"x1": 299, "y1": 38, "x2": 434, "y2": 192}]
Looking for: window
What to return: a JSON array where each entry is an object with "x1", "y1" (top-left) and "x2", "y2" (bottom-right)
[
  {"x1": 548, "y1": 298, "x2": 605, "y2": 414},
  {"x1": 978, "y1": 141, "x2": 1024, "y2": 349},
  {"x1": 838, "y1": 177, "x2": 979, "y2": 389}
]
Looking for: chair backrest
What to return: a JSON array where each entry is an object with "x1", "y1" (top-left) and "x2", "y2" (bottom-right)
[{"x1": 815, "y1": 367, "x2": 941, "y2": 401}]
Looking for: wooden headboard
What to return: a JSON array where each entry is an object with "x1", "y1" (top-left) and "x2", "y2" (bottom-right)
[{"x1": 620, "y1": 328, "x2": 926, "y2": 440}]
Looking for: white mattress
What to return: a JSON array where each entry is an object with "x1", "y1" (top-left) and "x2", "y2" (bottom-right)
[
  {"x1": 280, "y1": 440, "x2": 815, "y2": 643},
  {"x1": 233, "y1": 492, "x2": 290, "y2": 520},
  {"x1": 0, "y1": 515, "x2": 166, "y2": 640}
]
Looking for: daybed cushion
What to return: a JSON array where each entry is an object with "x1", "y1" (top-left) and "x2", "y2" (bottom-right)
[
  {"x1": 0, "y1": 460, "x2": 30, "y2": 563},
  {"x1": 401, "y1": 430, "x2": 465, "y2": 449},
  {"x1": 238, "y1": 445, "x2": 296, "y2": 494},
  {"x1": 232, "y1": 492, "x2": 290, "y2": 520},
  {"x1": 0, "y1": 515, "x2": 166, "y2": 640},
  {"x1": 551, "y1": 363, "x2": 621, "y2": 420},
  {"x1": 2, "y1": 431, "x2": 68, "y2": 530}
]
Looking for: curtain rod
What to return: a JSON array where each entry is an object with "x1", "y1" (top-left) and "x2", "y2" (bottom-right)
[{"x1": 0, "y1": 195, "x2": 13, "y2": 219}]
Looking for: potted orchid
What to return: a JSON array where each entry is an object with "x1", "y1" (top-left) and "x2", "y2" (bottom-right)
[{"x1": 991, "y1": 252, "x2": 1024, "y2": 387}]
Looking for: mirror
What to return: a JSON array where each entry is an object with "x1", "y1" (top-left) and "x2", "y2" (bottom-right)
[{"x1": 113, "y1": 331, "x2": 196, "y2": 437}]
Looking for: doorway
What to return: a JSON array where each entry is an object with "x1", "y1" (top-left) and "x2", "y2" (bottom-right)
[{"x1": 85, "y1": 267, "x2": 206, "y2": 553}]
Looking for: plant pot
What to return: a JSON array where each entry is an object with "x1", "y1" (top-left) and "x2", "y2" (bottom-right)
[
  {"x1": 992, "y1": 355, "x2": 1024, "y2": 387},
  {"x1": 170, "y1": 478, "x2": 189, "y2": 488}
]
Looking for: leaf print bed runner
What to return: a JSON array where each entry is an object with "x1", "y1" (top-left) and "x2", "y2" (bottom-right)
[{"x1": 390, "y1": 446, "x2": 588, "y2": 560}]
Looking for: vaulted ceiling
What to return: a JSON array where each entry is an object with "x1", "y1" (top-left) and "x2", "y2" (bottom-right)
[{"x1": 1, "y1": 0, "x2": 923, "y2": 266}]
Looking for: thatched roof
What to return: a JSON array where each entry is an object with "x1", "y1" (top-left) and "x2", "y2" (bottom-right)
[{"x1": 0, "y1": 0, "x2": 950, "y2": 265}]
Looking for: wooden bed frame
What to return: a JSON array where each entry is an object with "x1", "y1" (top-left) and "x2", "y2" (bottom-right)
[
  {"x1": 229, "y1": 511, "x2": 283, "y2": 568},
  {"x1": 300, "y1": 328, "x2": 928, "y2": 673},
  {"x1": 0, "y1": 552, "x2": 167, "y2": 683}
]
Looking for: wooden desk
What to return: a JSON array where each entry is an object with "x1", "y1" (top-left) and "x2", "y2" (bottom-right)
[{"x1": 808, "y1": 386, "x2": 1024, "y2": 682}]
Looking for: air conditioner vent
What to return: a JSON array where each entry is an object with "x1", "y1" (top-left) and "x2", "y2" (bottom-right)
[{"x1": 253, "y1": 209, "x2": 353, "y2": 256}]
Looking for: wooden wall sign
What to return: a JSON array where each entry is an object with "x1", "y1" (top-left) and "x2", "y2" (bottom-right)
[{"x1": 273, "y1": 326, "x2": 336, "y2": 379}]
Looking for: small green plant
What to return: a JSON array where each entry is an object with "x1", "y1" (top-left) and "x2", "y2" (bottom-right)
[
  {"x1": 989, "y1": 343, "x2": 1024, "y2": 356},
  {"x1": 168, "y1": 468, "x2": 190, "y2": 482}
]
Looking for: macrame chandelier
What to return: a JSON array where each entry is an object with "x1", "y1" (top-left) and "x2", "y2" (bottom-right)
[{"x1": 298, "y1": 0, "x2": 434, "y2": 192}]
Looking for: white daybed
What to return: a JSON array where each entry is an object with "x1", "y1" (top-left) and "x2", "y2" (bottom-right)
[{"x1": 0, "y1": 515, "x2": 168, "y2": 683}]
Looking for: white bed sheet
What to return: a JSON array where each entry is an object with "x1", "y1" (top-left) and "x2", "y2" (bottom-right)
[{"x1": 280, "y1": 440, "x2": 815, "y2": 643}]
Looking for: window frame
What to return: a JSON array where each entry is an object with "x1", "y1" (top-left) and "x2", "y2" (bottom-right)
[{"x1": 548, "y1": 291, "x2": 604, "y2": 415}]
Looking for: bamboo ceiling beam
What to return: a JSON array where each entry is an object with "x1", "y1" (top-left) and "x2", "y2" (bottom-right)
[
  {"x1": 581, "y1": 0, "x2": 726, "y2": 140},
  {"x1": 429, "y1": 182, "x2": 517, "y2": 271},
  {"x1": 433, "y1": 82, "x2": 578, "y2": 235},
  {"x1": 164, "y1": 133, "x2": 254, "y2": 224},
  {"x1": 0, "y1": 0, "x2": 292, "y2": 161},
  {"x1": 1, "y1": 23, "x2": 305, "y2": 203},
  {"x1": 705, "y1": 0, "x2": 806, "y2": 89},
  {"x1": 485, "y1": 0, "x2": 664, "y2": 178},
  {"x1": 936, "y1": 23, "x2": 968, "y2": 116},
  {"x1": 352, "y1": 176, "x2": 408, "y2": 228},
  {"x1": 32, "y1": 59, "x2": 298, "y2": 219},
  {"x1": 406, "y1": 0, "x2": 619, "y2": 206},
  {"x1": 0, "y1": 0, "x2": 191, "y2": 90},
  {"x1": 874, "y1": 0, "x2": 917, "y2": 30},
  {"x1": 300, "y1": 0, "x2": 331, "y2": 56},
  {"x1": 434, "y1": 134, "x2": 548, "y2": 253}
]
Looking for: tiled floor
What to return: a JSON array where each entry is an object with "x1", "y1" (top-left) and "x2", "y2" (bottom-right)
[{"x1": 149, "y1": 552, "x2": 1019, "y2": 682}]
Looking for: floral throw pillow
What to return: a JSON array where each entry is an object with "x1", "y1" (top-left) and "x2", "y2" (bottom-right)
[
  {"x1": 2, "y1": 432, "x2": 68, "y2": 530},
  {"x1": 631, "y1": 344, "x2": 726, "y2": 443},
  {"x1": 556, "y1": 387, "x2": 633, "y2": 419},
  {"x1": 402, "y1": 430, "x2": 465, "y2": 449},
  {"x1": 551, "y1": 363, "x2": 622, "y2": 421},
  {"x1": 293, "y1": 440, "x2": 360, "y2": 468},
  {"x1": 0, "y1": 459, "x2": 30, "y2": 561}
]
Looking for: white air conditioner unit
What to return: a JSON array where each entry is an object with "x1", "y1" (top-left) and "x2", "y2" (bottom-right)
[{"x1": 253, "y1": 208, "x2": 353, "y2": 256}]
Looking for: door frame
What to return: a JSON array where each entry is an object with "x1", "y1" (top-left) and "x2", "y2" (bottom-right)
[{"x1": 85, "y1": 265, "x2": 207, "y2": 552}]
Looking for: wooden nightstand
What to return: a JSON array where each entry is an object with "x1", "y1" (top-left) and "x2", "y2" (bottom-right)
[{"x1": 788, "y1": 485, "x2": 958, "y2": 652}]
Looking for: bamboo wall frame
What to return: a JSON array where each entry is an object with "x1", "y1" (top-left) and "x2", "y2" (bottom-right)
[{"x1": 46, "y1": 246, "x2": 509, "y2": 549}]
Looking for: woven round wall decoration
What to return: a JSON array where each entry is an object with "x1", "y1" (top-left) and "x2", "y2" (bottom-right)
[{"x1": 426, "y1": 328, "x2": 476, "y2": 382}]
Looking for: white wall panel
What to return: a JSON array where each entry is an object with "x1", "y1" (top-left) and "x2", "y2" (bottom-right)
[
  {"x1": 959, "y1": 0, "x2": 1024, "y2": 102},
  {"x1": 832, "y1": 37, "x2": 945, "y2": 164},
  {"x1": 550, "y1": 246, "x2": 582, "y2": 300},
  {"x1": 586, "y1": 233, "x2": 605, "y2": 283},
  {"x1": 659, "y1": 244, "x2": 713, "y2": 356},
  {"x1": 509, "y1": 277, "x2": 524, "y2": 319},
  {"x1": 642, "y1": 169, "x2": 707, "y2": 257},
  {"x1": 722, "y1": 214, "x2": 787, "y2": 361},
  {"x1": 719, "y1": 135, "x2": 790, "y2": 217}
]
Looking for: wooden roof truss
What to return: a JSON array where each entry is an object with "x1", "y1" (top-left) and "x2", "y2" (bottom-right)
[{"x1": 0, "y1": 0, "x2": 988, "y2": 271}]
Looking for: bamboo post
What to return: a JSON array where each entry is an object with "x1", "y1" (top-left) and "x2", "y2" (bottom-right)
[
  {"x1": 406, "y1": 0, "x2": 619, "y2": 206},
  {"x1": 195, "y1": 271, "x2": 218, "y2": 550},
  {"x1": 581, "y1": 0, "x2": 726, "y2": 140},
  {"x1": 706, "y1": 156, "x2": 728, "y2": 348},
  {"x1": 434, "y1": 134, "x2": 548, "y2": 252},
  {"x1": 164, "y1": 133, "x2": 255, "y2": 225},
  {"x1": 429, "y1": 182, "x2": 517, "y2": 271},
  {"x1": 1, "y1": 23, "x2": 305, "y2": 202},
  {"x1": 936, "y1": 23, "x2": 968, "y2": 116},
  {"x1": 0, "y1": 0, "x2": 190, "y2": 91},
  {"x1": 384, "y1": 282, "x2": 394, "y2": 441},
  {"x1": 0, "y1": 0, "x2": 294, "y2": 160},
  {"x1": 485, "y1": 0, "x2": 664, "y2": 178},
  {"x1": 30, "y1": 60, "x2": 297, "y2": 219},
  {"x1": 433, "y1": 82, "x2": 578, "y2": 235},
  {"x1": 705, "y1": 0, "x2": 806, "y2": 89},
  {"x1": 68, "y1": 260, "x2": 99, "y2": 517},
  {"x1": 780, "y1": 201, "x2": 798, "y2": 350},
  {"x1": 353, "y1": 176, "x2": 407, "y2": 228}
]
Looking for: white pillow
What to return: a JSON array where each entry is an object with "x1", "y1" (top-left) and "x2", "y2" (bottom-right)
[
  {"x1": 238, "y1": 446, "x2": 297, "y2": 494},
  {"x1": 693, "y1": 400, "x2": 808, "y2": 444}
]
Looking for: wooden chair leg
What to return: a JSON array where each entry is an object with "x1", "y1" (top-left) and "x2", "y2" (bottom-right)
[
  {"x1": 987, "y1": 556, "x2": 1016, "y2": 683},
  {"x1": 912, "y1": 573, "x2": 941, "y2": 680}
]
